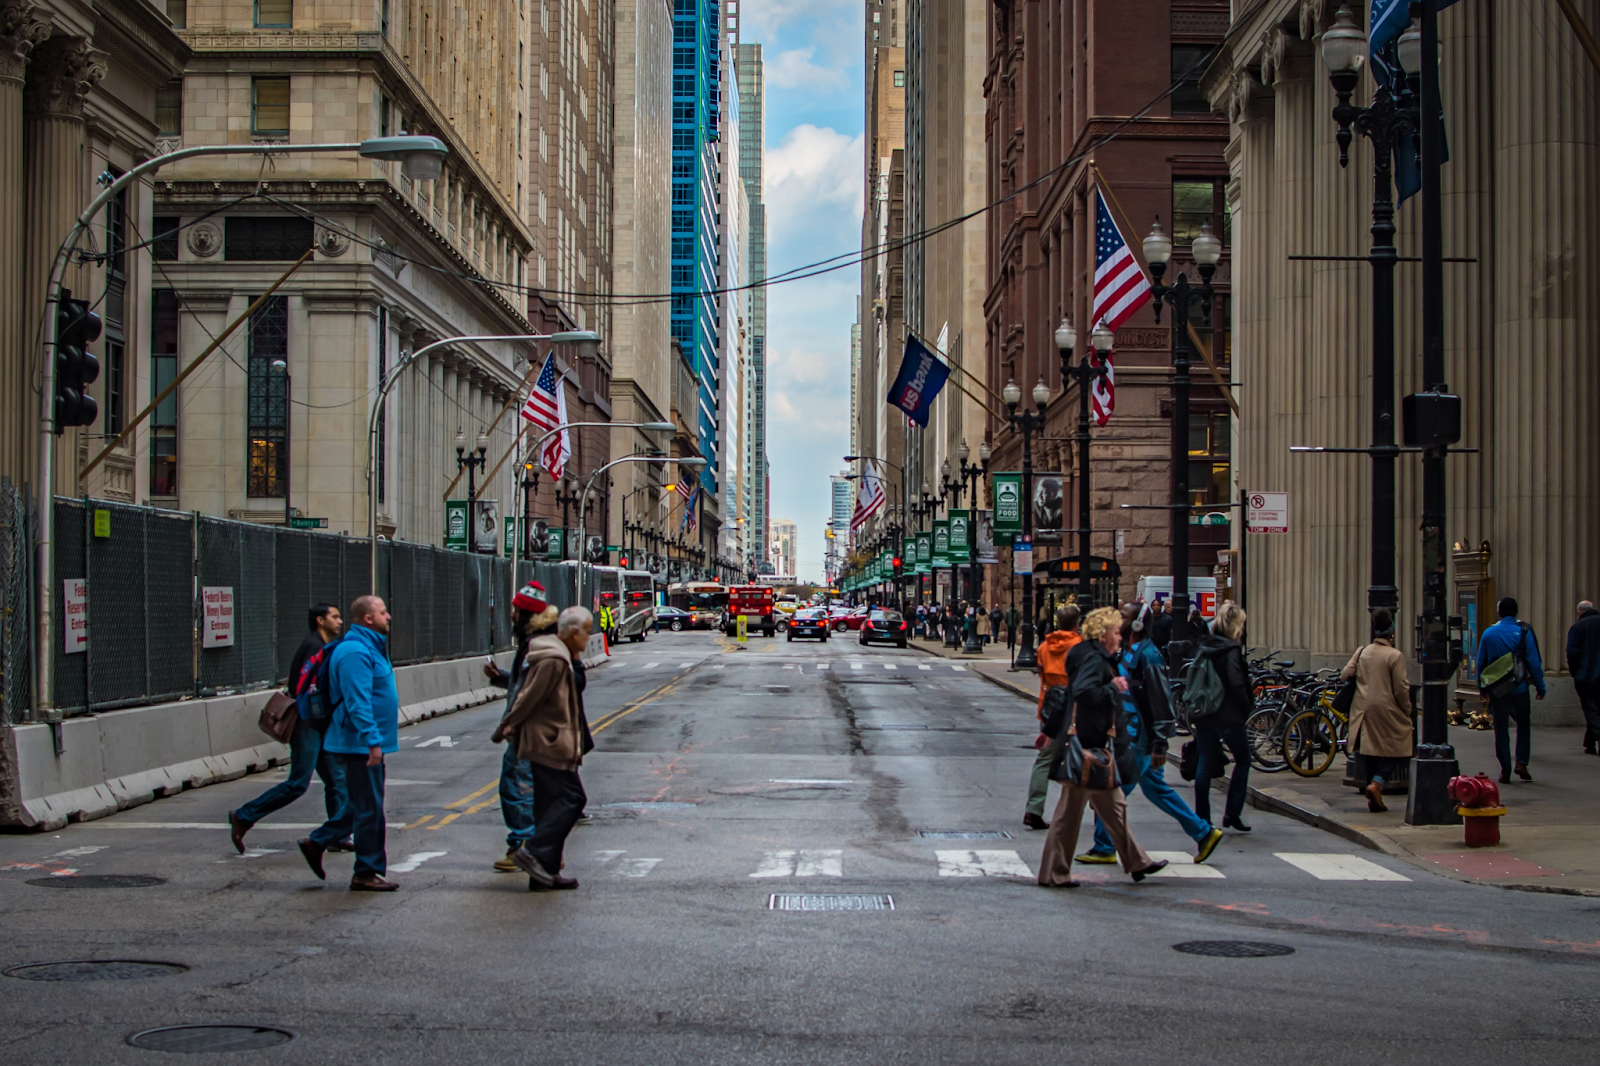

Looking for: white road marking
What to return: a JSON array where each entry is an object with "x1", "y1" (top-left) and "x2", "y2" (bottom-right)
[
  {"x1": 1275, "y1": 853, "x2": 1412, "y2": 881},
  {"x1": 1144, "y1": 851, "x2": 1226, "y2": 878},
  {"x1": 414, "y1": 736, "x2": 454, "y2": 748},
  {"x1": 239, "y1": 848, "x2": 284, "y2": 859},
  {"x1": 816, "y1": 663, "x2": 830, "y2": 671},
  {"x1": 50, "y1": 846, "x2": 107, "y2": 859},
  {"x1": 678, "y1": 662, "x2": 692, "y2": 668},
  {"x1": 615, "y1": 858, "x2": 663, "y2": 877},
  {"x1": 385, "y1": 780, "x2": 442, "y2": 786},
  {"x1": 949, "y1": 664, "x2": 967, "y2": 672},
  {"x1": 749, "y1": 850, "x2": 797, "y2": 878},
  {"x1": 783, "y1": 663, "x2": 796, "y2": 670},
  {"x1": 714, "y1": 665, "x2": 726, "y2": 670},
  {"x1": 936, "y1": 850, "x2": 1032, "y2": 878},
  {"x1": 850, "y1": 662, "x2": 864, "y2": 671},
  {"x1": 795, "y1": 849, "x2": 844, "y2": 877},
  {"x1": 590, "y1": 850, "x2": 627, "y2": 864},
  {"x1": 769, "y1": 779, "x2": 854, "y2": 785},
  {"x1": 917, "y1": 664, "x2": 932, "y2": 670},
  {"x1": 98, "y1": 822, "x2": 409, "y2": 830},
  {"x1": 884, "y1": 664, "x2": 898, "y2": 670},
  {"x1": 389, "y1": 851, "x2": 448, "y2": 873},
  {"x1": 643, "y1": 662, "x2": 660, "y2": 669}
]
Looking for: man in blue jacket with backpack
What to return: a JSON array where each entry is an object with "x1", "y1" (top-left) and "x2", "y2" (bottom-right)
[
  {"x1": 1476, "y1": 596, "x2": 1546, "y2": 784},
  {"x1": 299, "y1": 595, "x2": 402, "y2": 891}
]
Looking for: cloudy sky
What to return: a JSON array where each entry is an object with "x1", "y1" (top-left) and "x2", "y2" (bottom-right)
[{"x1": 745, "y1": 0, "x2": 863, "y2": 582}]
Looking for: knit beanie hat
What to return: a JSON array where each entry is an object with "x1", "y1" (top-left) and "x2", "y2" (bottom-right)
[{"x1": 512, "y1": 581, "x2": 548, "y2": 613}]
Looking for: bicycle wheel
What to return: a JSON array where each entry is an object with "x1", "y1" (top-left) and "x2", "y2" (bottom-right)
[
  {"x1": 1244, "y1": 703, "x2": 1290, "y2": 773},
  {"x1": 1282, "y1": 708, "x2": 1339, "y2": 778}
]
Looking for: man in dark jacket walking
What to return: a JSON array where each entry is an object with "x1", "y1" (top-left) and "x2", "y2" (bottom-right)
[
  {"x1": 485, "y1": 582, "x2": 558, "y2": 871},
  {"x1": 1005, "y1": 604, "x2": 1020, "y2": 649},
  {"x1": 229, "y1": 603, "x2": 349, "y2": 855},
  {"x1": 1567, "y1": 601, "x2": 1600, "y2": 754}
]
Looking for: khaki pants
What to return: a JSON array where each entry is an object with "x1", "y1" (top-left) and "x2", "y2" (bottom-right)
[{"x1": 1036, "y1": 780, "x2": 1153, "y2": 886}]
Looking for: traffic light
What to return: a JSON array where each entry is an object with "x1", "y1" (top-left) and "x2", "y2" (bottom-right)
[
  {"x1": 892, "y1": 556, "x2": 903, "y2": 577},
  {"x1": 54, "y1": 289, "x2": 101, "y2": 432},
  {"x1": 619, "y1": 554, "x2": 629, "y2": 569}
]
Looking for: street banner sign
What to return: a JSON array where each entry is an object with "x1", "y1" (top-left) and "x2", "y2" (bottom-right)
[
  {"x1": 932, "y1": 520, "x2": 950, "y2": 567},
  {"x1": 916, "y1": 530, "x2": 932, "y2": 569},
  {"x1": 975, "y1": 510, "x2": 997, "y2": 564},
  {"x1": 1246, "y1": 491, "x2": 1289, "y2": 534},
  {"x1": 1033, "y1": 473, "x2": 1064, "y2": 544},
  {"x1": 886, "y1": 333, "x2": 951, "y2": 427},
  {"x1": 949, "y1": 509, "x2": 970, "y2": 554},
  {"x1": 445, "y1": 499, "x2": 469, "y2": 550},
  {"x1": 473, "y1": 499, "x2": 500, "y2": 554},
  {"x1": 503, "y1": 516, "x2": 516, "y2": 556},
  {"x1": 992, "y1": 473, "x2": 1023, "y2": 534},
  {"x1": 201, "y1": 586, "x2": 235, "y2": 649},
  {"x1": 546, "y1": 528, "x2": 566, "y2": 562},
  {"x1": 903, "y1": 537, "x2": 916, "y2": 573},
  {"x1": 63, "y1": 578, "x2": 87, "y2": 654},
  {"x1": 1013, "y1": 534, "x2": 1033, "y2": 575}
]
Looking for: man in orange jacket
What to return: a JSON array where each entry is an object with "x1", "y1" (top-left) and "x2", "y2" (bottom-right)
[{"x1": 1024, "y1": 603, "x2": 1081, "y2": 829}]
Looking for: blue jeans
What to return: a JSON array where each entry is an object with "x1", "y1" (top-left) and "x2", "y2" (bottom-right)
[
  {"x1": 500, "y1": 744, "x2": 538, "y2": 849},
  {"x1": 234, "y1": 719, "x2": 348, "y2": 827},
  {"x1": 312, "y1": 754, "x2": 387, "y2": 878},
  {"x1": 1491, "y1": 690, "x2": 1533, "y2": 772},
  {"x1": 1090, "y1": 750, "x2": 1212, "y2": 854}
]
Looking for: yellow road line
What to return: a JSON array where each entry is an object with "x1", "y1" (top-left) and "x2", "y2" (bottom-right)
[
  {"x1": 405, "y1": 814, "x2": 435, "y2": 829},
  {"x1": 443, "y1": 781, "x2": 498, "y2": 810},
  {"x1": 463, "y1": 795, "x2": 500, "y2": 815},
  {"x1": 428, "y1": 812, "x2": 463, "y2": 830}
]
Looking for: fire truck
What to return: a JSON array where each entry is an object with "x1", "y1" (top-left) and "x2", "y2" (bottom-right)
[{"x1": 724, "y1": 584, "x2": 777, "y2": 638}]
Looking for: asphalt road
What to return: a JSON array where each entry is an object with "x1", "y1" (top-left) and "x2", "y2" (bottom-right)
[{"x1": 2, "y1": 630, "x2": 1598, "y2": 1064}]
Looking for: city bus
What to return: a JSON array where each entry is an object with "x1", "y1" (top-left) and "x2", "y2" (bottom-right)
[
  {"x1": 666, "y1": 581, "x2": 728, "y2": 630},
  {"x1": 586, "y1": 566, "x2": 657, "y2": 642}
]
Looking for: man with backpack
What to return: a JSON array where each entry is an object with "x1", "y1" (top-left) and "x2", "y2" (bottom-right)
[
  {"x1": 1476, "y1": 596, "x2": 1546, "y2": 783},
  {"x1": 298, "y1": 595, "x2": 402, "y2": 891},
  {"x1": 228, "y1": 603, "x2": 350, "y2": 855},
  {"x1": 1023, "y1": 604, "x2": 1082, "y2": 830}
]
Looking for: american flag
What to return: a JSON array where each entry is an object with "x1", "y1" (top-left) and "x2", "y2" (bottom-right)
[
  {"x1": 850, "y1": 460, "x2": 886, "y2": 533},
  {"x1": 675, "y1": 477, "x2": 693, "y2": 502},
  {"x1": 1092, "y1": 187, "x2": 1152, "y2": 333},
  {"x1": 680, "y1": 485, "x2": 699, "y2": 533},
  {"x1": 1090, "y1": 351, "x2": 1116, "y2": 426},
  {"x1": 520, "y1": 353, "x2": 569, "y2": 478}
]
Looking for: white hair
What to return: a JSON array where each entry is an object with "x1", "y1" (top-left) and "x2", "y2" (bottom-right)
[{"x1": 558, "y1": 605, "x2": 593, "y2": 638}]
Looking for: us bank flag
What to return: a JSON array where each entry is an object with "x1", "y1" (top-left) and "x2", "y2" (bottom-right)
[{"x1": 886, "y1": 334, "x2": 950, "y2": 428}]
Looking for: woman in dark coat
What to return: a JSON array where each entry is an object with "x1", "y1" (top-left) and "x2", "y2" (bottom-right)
[{"x1": 1192, "y1": 601, "x2": 1254, "y2": 832}]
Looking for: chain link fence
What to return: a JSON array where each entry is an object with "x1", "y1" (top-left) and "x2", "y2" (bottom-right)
[{"x1": 0, "y1": 493, "x2": 581, "y2": 722}]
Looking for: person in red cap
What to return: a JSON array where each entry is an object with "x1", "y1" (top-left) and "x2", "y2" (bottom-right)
[{"x1": 485, "y1": 581, "x2": 558, "y2": 871}]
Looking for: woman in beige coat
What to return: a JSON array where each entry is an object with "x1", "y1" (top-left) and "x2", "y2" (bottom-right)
[{"x1": 1340, "y1": 608, "x2": 1414, "y2": 812}]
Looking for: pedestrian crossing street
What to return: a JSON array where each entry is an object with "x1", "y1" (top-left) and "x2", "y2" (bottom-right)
[{"x1": 620, "y1": 660, "x2": 971, "y2": 674}]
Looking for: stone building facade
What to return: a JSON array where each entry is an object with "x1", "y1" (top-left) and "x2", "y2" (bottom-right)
[{"x1": 1203, "y1": 0, "x2": 1599, "y2": 719}]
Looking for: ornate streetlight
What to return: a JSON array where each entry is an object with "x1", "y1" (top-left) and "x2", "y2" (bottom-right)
[
  {"x1": 1005, "y1": 377, "x2": 1051, "y2": 669},
  {"x1": 454, "y1": 428, "x2": 489, "y2": 552}
]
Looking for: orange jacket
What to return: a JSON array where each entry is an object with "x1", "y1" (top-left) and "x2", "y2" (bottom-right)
[{"x1": 1036, "y1": 629, "x2": 1082, "y2": 717}]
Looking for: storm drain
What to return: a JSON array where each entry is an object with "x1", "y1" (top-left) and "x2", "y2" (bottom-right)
[
  {"x1": 25, "y1": 875, "x2": 165, "y2": 889},
  {"x1": 769, "y1": 893, "x2": 895, "y2": 911},
  {"x1": 5, "y1": 960, "x2": 188, "y2": 982},
  {"x1": 127, "y1": 1025, "x2": 296, "y2": 1053},
  {"x1": 1172, "y1": 941, "x2": 1296, "y2": 958},
  {"x1": 597, "y1": 801, "x2": 698, "y2": 810},
  {"x1": 917, "y1": 830, "x2": 1013, "y2": 840}
]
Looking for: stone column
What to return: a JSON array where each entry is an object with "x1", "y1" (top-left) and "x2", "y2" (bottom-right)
[
  {"x1": 1493, "y1": 0, "x2": 1600, "y2": 666},
  {"x1": 0, "y1": 1, "x2": 47, "y2": 485},
  {"x1": 24, "y1": 35, "x2": 104, "y2": 494}
]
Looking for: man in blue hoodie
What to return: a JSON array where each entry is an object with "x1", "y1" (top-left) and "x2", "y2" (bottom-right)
[
  {"x1": 299, "y1": 595, "x2": 401, "y2": 891},
  {"x1": 1475, "y1": 596, "x2": 1546, "y2": 784}
]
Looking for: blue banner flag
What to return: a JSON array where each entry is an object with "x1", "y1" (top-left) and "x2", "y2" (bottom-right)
[
  {"x1": 886, "y1": 334, "x2": 950, "y2": 427},
  {"x1": 1369, "y1": 0, "x2": 1458, "y2": 203}
]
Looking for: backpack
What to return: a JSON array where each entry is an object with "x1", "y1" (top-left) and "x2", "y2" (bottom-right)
[
  {"x1": 1482, "y1": 622, "x2": 1531, "y2": 700},
  {"x1": 1183, "y1": 651, "x2": 1227, "y2": 722},
  {"x1": 295, "y1": 637, "x2": 345, "y2": 729}
]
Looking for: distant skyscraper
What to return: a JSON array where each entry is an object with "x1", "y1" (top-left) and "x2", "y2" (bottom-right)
[{"x1": 737, "y1": 41, "x2": 768, "y2": 573}]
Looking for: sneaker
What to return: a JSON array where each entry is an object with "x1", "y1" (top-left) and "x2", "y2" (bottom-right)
[
  {"x1": 493, "y1": 849, "x2": 520, "y2": 873},
  {"x1": 1195, "y1": 827, "x2": 1224, "y2": 864},
  {"x1": 1074, "y1": 850, "x2": 1118, "y2": 865},
  {"x1": 511, "y1": 845, "x2": 554, "y2": 886}
]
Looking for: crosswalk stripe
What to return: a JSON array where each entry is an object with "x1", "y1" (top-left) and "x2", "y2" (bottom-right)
[
  {"x1": 917, "y1": 664, "x2": 932, "y2": 670},
  {"x1": 714, "y1": 665, "x2": 726, "y2": 670},
  {"x1": 749, "y1": 849, "x2": 843, "y2": 878},
  {"x1": 884, "y1": 664, "x2": 898, "y2": 670},
  {"x1": 679, "y1": 662, "x2": 692, "y2": 668},
  {"x1": 644, "y1": 662, "x2": 660, "y2": 669},
  {"x1": 750, "y1": 851, "x2": 797, "y2": 878},
  {"x1": 389, "y1": 851, "x2": 447, "y2": 873},
  {"x1": 816, "y1": 663, "x2": 829, "y2": 670},
  {"x1": 1145, "y1": 851, "x2": 1226, "y2": 878},
  {"x1": 935, "y1": 849, "x2": 1032, "y2": 878},
  {"x1": 950, "y1": 664, "x2": 966, "y2": 672},
  {"x1": 850, "y1": 662, "x2": 863, "y2": 671},
  {"x1": 1274, "y1": 853, "x2": 1411, "y2": 881},
  {"x1": 615, "y1": 858, "x2": 663, "y2": 877}
]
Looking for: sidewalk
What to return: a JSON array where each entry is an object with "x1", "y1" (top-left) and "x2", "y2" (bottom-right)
[{"x1": 909, "y1": 635, "x2": 1600, "y2": 895}]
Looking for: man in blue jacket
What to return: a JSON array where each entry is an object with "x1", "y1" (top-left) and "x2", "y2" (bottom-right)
[
  {"x1": 1566, "y1": 600, "x2": 1600, "y2": 754},
  {"x1": 299, "y1": 595, "x2": 401, "y2": 891},
  {"x1": 1475, "y1": 596, "x2": 1546, "y2": 784}
]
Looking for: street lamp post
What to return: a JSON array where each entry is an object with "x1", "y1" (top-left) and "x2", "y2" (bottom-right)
[
  {"x1": 1143, "y1": 213, "x2": 1222, "y2": 641},
  {"x1": 454, "y1": 428, "x2": 489, "y2": 551},
  {"x1": 1059, "y1": 319, "x2": 1115, "y2": 611},
  {"x1": 1005, "y1": 377, "x2": 1051, "y2": 669},
  {"x1": 956, "y1": 439, "x2": 989, "y2": 654}
]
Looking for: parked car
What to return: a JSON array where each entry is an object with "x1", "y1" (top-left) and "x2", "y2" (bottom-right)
[
  {"x1": 786, "y1": 607, "x2": 831, "y2": 642},
  {"x1": 654, "y1": 606, "x2": 696, "y2": 632},
  {"x1": 831, "y1": 605, "x2": 871, "y2": 633},
  {"x1": 860, "y1": 609, "x2": 909, "y2": 649}
]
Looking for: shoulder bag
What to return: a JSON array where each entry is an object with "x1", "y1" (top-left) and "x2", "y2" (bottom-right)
[
  {"x1": 1331, "y1": 645, "x2": 1364, "y2": 715},
  {"x1": 257, "y1": 689, "x2": 298, "y2": 743},
  {"x1": 1062, "y1": 698, "x2": 1119, "y2": 791}
]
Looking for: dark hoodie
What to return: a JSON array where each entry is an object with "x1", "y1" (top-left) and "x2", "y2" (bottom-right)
[
  {"x1": 1041, "y1": 639, "x2": 1129, "y2": 781},
  {"x1": 1194, "y1": 632, "x2": 1253, "y2": 727}
]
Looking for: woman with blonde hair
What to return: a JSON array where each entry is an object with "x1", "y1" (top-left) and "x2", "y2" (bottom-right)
[
  {"x1": 1035, "y1": 606, "x2": 1169, "y2": 887},
  {"x1": 1189, "y1": 600, "x2": 1256, "y2": 833}
]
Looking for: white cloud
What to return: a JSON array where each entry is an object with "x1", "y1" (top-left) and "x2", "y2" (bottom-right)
[
  {"x1": 766, "y1": 125, "x2": 863, "y2": 222},
  {"x1": 766, "y1": 47, "x2": 849, "y2": 92},
  {"x1": 742, "y1": 0, "x2": 860, "y2": 39}
]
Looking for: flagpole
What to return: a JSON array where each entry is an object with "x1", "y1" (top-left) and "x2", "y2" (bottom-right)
[{"x1": 440, "y1": 358, "x2": 541, "y2": 501}]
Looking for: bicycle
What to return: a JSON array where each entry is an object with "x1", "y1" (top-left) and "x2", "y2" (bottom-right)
[{"x1": 1281, "y1": 674, "x2": 1348, "y2": 777}]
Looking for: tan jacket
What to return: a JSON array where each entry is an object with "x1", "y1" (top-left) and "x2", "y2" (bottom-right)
[
  {"x1": 1341, "y1": 637, "x2": 1414, "y2": 758},
  {"x1": 496, "y1": 635, "x2": 585, "y2": 771}
]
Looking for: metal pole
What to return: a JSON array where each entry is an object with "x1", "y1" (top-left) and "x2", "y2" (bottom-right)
[
  {"x1": 1016, "y1": 413, "x2": 1039, "y2": 669},
  {"x1": 1368, "y1": 100, "x2": 1400, "y2": 624},
  {"x1": 1076, "y1": 350, "x2": 1093, "y2": 610},
  {"x1": 1171, "y1": 273, "x2": 1193, "y2": 640}
]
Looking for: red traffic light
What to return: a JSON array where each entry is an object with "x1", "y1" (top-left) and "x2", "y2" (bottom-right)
[
  {"x1": 892, "y1": 557, "x2": 902, "y2": 568},
  {"x1": 619, "y1": 556, "x2": 629, "y2": 568}
]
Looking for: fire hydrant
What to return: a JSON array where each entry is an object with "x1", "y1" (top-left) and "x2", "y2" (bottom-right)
[{"x1": 1448, "y1": 772, "x2": 1506, "y2": 847}]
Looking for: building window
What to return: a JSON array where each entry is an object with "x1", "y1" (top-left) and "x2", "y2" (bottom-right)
[
  {"x1": 251, "y1": 77, "x2": 290, "y2": 136},
  {"x1": 247, "y1": 295, "x2": 288, "y2": 498},
  {"x1": 225, "y1": 216, "x2": 314, "y2": 260},
  {"x1": 153, "y1": 216, "x2": 180, "y2": 261},
  {"x1": 151, "y1": 290, "x2": 179, "y2": 496},
  {"x1": 1171, "y1": 45, "x2": 1215, "y2": 114},
  {"x1": 104, "y1": 341, "x2": 125, "y2": 438},
  {"x1": 166, "y1": 0, "x2": 187, "y2": 28},
  {"x1": 156, "y1": 79, "x2": 182, "y2": 135},
  {"x1": 255, "y1": 0, "x2": 293, "y2": 28},
  {"x1": 1188, "y1": 412, "x2": 1231, "y2": 508},
  {"x1": 893, "y1": 70, "x2": 905, "y2": 87},
  {"x1": 1171, "y1": 179, "x2": 1231, "y2": 246},
  {"x1": 102, "y1": 182, "x2": 128, "y2": 437}
]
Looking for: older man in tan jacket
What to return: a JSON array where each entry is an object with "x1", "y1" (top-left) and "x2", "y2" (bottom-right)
[
  {"x1": 495, "y1": 606, "x2": 593, "y2": 890},
  {"x1": 1341, "y1": 608, "x2": 1414, "y2": 812}
]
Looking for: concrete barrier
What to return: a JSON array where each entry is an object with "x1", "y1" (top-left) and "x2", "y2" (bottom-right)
[
  {"x1": 581, "y1": 631, "x2": 610, "y2": 668},
  {"x1": 0, "y1": 651, "x2": 512, "y2": 832}
]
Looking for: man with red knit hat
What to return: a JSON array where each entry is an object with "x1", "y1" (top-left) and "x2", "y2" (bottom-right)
[{"x1": 485, "y1": 581, "x2": 559, "y2": 871}]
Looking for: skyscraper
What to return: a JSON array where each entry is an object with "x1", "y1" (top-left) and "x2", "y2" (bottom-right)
[{"x1": 737, "y1": 41, "x2": 768, "y2": 575}]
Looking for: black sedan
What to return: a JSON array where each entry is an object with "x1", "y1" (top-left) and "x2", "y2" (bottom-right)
[
  {"x1": 654, "y1": 606, "x2": 695, "y2": 632},
  {"x1": 859, "y1": 609, "x2": 909, "y2": 649},
  {"x1": 786, "y1": 608, "x2": 831, "y2": 642}
]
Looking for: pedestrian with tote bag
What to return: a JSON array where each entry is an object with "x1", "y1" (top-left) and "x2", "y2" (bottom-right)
[{"x1": 1034, "y1": 607, "x2": 1168, "y2": 888}]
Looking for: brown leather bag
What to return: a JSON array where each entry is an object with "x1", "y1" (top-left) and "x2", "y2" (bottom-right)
[{"x1": 257, "y1": 690, "x2": 298, "y2": 743}]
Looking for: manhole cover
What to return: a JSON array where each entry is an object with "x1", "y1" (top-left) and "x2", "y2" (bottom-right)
[
  {"x1": 596, "y1": 801, "x2": 698, "y2": 810},
  {"x1": 26, "y1": 875, "x2": 165, "y2": 889},
  {"x1": 769, "y1": 893, "x2": 895, "y2": 911},
  {"x1": 1172, "y1": 941, "x2": 1295, "y2": 958},
  {"x1": 128, "y1": 1025, "x2": 296, "y2": 1053},
  {"x1": 5, "y1": 960, "x2": 188, "y2": 982},
  {"x1": 917, "y1": 830, "x2": 1013, "y2": 840}
]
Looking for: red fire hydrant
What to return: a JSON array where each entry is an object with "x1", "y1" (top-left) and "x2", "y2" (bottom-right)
[{"x1": 1448, "y1": 772, "x2": 1506, "y2": 847}]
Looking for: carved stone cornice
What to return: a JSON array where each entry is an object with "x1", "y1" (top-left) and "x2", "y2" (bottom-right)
[
  {"x1": 24, "y1": 36, "x2": 105, "y2": 118},
  {"x1": 1299, "y1": 0, "x2": 1329, "y2": 41},
  {"x1": 1229, "y1": 71, "x2": 1274, "y2": 124},
  {"x1": 0, "y1": 0, "x2": 49, "y2": 85}
]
